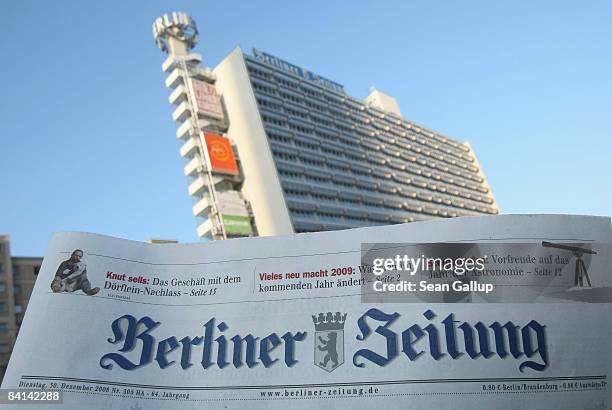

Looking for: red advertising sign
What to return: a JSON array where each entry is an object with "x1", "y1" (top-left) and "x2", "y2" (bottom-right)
[
  {"x1": 192, "y1": 79, "x2": 224, "y2": 120},
  {"x1": 204, "y1": 133, "x2": 239, "y2": 175}
]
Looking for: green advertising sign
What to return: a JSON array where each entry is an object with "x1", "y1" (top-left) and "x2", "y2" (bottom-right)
[{"x1": 221, "y1": 214, "x2": 252, "y2": 235}]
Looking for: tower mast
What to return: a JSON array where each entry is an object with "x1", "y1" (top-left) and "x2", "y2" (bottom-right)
[{"x1": 153, "y1": 12, "x2": 255, "y2": 240}]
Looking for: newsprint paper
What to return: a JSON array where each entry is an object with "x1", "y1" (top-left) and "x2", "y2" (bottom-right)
[{"x1": 2, "y1": 215, "x2": 611, "y2": 409}]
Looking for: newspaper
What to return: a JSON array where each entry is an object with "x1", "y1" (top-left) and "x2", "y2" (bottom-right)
[{"x1": 2, "y1": 214, "x2": 611, "y2": 409}]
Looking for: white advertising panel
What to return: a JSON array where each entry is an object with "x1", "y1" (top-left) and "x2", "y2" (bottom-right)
[
  {"x1": 217, "y1": 191, "x2": 248, "y2": 216},
  {"x1": 192, "y1": 79, "x2": 224, "y2": 119}
]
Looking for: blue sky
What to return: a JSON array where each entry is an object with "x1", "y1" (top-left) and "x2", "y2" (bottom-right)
[{"x1": 1, "y1": 1, "x2": 610, "y2": 256}]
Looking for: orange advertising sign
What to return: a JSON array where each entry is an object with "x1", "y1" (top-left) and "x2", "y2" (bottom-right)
[{"x1": 204, "y1": 133, "x2": 239, "y2": 175}]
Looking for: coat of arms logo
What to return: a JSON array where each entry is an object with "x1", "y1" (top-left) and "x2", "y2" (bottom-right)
[{"x1": 312, "y1": 312, "x2": 347, "y2": 372}]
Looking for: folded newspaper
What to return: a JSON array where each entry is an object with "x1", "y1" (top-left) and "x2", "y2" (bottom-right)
[{"x1": 2, "y1": 215, "x2": 611, "y2": 409}]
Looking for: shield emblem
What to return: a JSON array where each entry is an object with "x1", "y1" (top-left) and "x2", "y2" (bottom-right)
[
  {"x1": 312, "y1": 312, "x2": 346, "y2": 372},
  {"x1": 312, "y1": 312, "x2": 347, "y2": 372},
  {"x1": 314, "y1": 330, "x2": 344, "y2": 372}
]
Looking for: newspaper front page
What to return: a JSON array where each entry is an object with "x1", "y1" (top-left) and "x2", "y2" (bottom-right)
[{"x1": 2, "y1": 215, "x2": 611, "y2": 409}]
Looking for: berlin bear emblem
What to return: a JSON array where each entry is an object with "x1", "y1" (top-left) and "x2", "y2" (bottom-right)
[{"x1": 312, "y1": 312, "x2": 347, "y2": 372}]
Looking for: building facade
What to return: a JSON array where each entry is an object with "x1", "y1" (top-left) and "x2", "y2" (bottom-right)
[
  {"x1": 0, "y1": 235, "x2": 41, "y2": 382},
  {"x1": 213, "y1": 48, "x2": 499, "y2": 235},
  {"x1": 154, "y1": 13, "x2": 499, "y2": 240}
]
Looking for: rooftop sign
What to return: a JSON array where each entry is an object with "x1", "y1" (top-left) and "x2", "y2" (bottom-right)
[{"x1": 252, "y1": 48, "x2": 345, "y2": 94}]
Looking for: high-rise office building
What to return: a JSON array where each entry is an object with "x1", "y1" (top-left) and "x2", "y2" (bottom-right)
[
  {"x1": 154, "y1": 13, "x2": 499, "y2": 240},
  {"x1": 0, "y1": 235, "x2": 41, "y2": 382},
  {"x1": 0, "y1": 235, "x2": 16, "y2": 381},
  {"x1": 215, "y1": 49, "x2": 499, "y2": 234}
]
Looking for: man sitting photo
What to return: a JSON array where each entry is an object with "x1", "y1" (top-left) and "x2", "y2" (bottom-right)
[{"x1": 50, "y1": 249, "x2": 100, "y2": 296}]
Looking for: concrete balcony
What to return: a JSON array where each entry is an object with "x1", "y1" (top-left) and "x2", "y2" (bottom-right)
[
  {"x1": 176, "y1": 120, "x2": 192, "y2": 140},
  {"x1": 176, "y1": 119, "x2": 211, "y2": 140},
  {"x1": 172, "y1": 101, "x2": 191, "y2": 123},
  {"x1": 189, "y1": 66, "x2": 216, "y2": 82},
  {"x1": 192, "y1": 196, "x2": 213, "y2": 217},
  {"x1": 180, "y1": 137, "x2": 199, "y2": 157},
  {"x1": 184, "y1": 155, "x2": 203, "y2": 177},
  {"x1": 165, "y1": 68, "x2": 183, "y2": 89},
  {"x1": 197, "y1": 219, "x2": 214, "y2": 238},
  {"x1": 188, "y1": 176, "x2": 207, "y2": 196},
  {"x1": 169, "y1": 85, "x2": 188, "y2": 105},
  {"x1": 162, "y1": 53, "x2": 202, "y2": 72},
  {"x1": 188, "y1": 175, "x2": 226, "y2": 196}
]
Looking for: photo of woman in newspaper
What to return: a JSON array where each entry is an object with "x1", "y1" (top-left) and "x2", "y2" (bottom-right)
[{"x1": 50, "y1": 249, "x2": 100, "y2": 295}]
